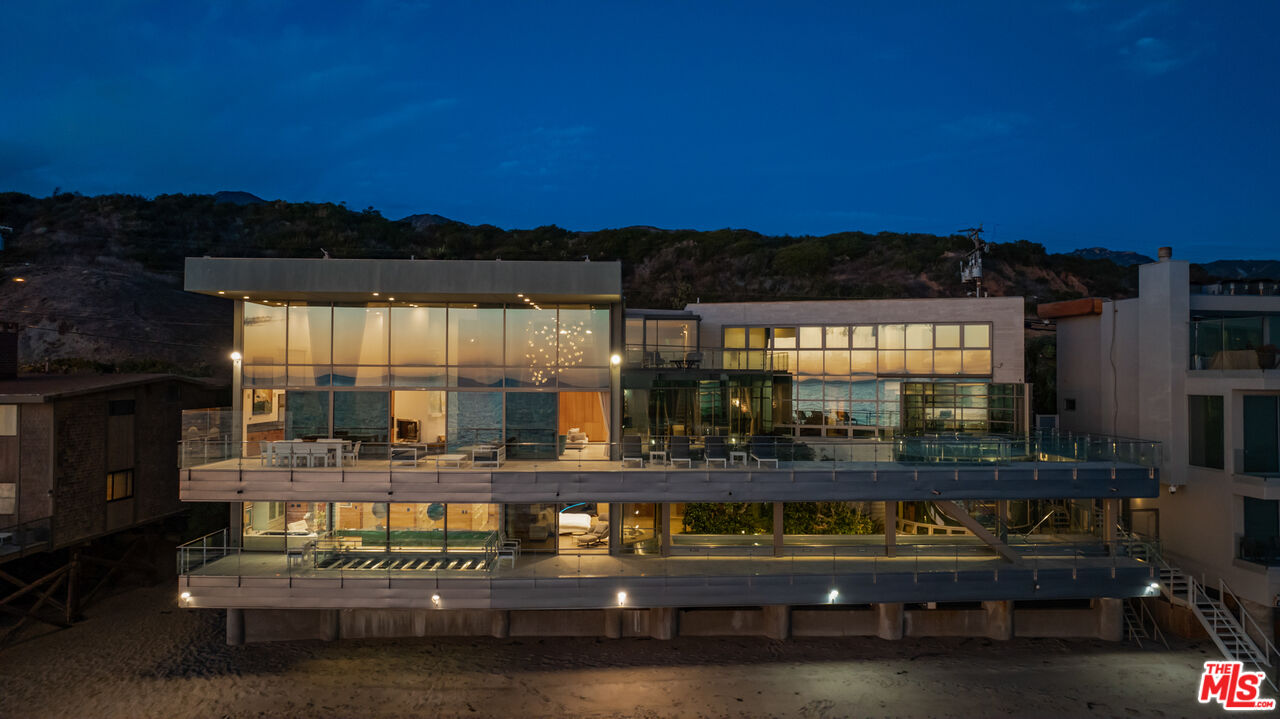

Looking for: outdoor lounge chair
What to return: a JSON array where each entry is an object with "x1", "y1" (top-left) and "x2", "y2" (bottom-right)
[
  {"x1": 575, "y1": 519, "x2": 610, "y2": 547},
  {"x1": 749, "y1": 435, "x2": 779, "y2": 468},
  {"x1": 622, "y1": 434, "x2": 645, "y2": 467},
  {"x1": 668, "y1": 435, "x2": 692, "y2": 468},
  {"x1": 704, "y1": 435, "x2": 728, "y2": 468}
]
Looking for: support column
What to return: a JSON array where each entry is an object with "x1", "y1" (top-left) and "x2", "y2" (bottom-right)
[
  {"x1": 490, "y1": 610, "x2": 510, "y2": 638},
  {"x1": 983, "y1": 600, "x2": 1013, "y2": 640},
  {"x1": 649, "y1": 607, "x2": 676, "y2": 640},
  {"x1": 604, "y1": 608, "x2": 623, "y2": 639},
  {"x1": 773, "y1": 502, "x2": 784, "y2": 557},
  {"x1": 660, "y1": 503, "x2": 672, "y2": 556},
  {"x1": 1096, "y1": 598, "x2": 1123, "y2": 641},
  {"x1": 762, "y1": 605, "x2": 790, "y2": 640},
  {"x1": 65, "y1": 548, "x2": 81, "y2": 624},
  {"x1": 875, "y1": 603, "x2": 903, "y2": 640},
  {"x1": 884, "y1": 501, "x2": 897, "y2": 558},
  {"x1": 996, "y1": 500, "x2": 1009, "y2": 543},
  {"x1": 1104, "y1": 499, "x2": 1120, "y2": 551},
  {"x1": 226, "y1": 608, "x2": 245, "y2": 646},
  {"x1": 325, "y1": 609, "x2": 340, "y2": 641}
]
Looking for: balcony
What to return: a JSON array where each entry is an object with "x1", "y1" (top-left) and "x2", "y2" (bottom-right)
[
  {"x1": 1189, "y1": 315, "x2": 1280, "y2": 371},
  {"x1": 177, "y1": 530, "x2": 1159, "y2": 610},
  {"x1": 178, "y1": 433, "x2": 1161, "y2": 503}
]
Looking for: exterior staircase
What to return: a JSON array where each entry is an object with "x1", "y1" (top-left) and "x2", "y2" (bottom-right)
[
  {"x1": 1153, "y1": 556, "x2": 1277, "y2": 688},
  {"x1": 1123, "y1": 597, "x2": 1167, "y2": 649}
]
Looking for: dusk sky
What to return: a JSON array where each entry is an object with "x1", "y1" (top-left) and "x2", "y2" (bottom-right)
[{"x1": 2, "y1": 1, "x2": 1277, "y2": 262}]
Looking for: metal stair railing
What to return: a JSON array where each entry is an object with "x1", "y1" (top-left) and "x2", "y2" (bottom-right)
[
  {"x1": 1186, "y1": 573, "x2": 1274, "y2": 690},
  {"x1": 1219, "y1": 578, "x2": 1280, "y2": 670},
  {"x1": 1136, "y1": 596, "x2": 1169, "y2": 649}
]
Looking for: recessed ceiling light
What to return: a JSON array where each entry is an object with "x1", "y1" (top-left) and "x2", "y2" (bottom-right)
[
  {"x1": 517, "y1": 293, "x2": 524, "y2": 298},
  {"x1": 217, "y1": 290, "x2": 225, "y2": 294},
  {"x1": 388, "y1": 297, "x2": 395, "y2": 301},
  {"x1": 243, "y1": 296, "x2": 250, "y2": 300},
  {"x1": 372, "y1": 292, "x2": 380, "y2": 296}
]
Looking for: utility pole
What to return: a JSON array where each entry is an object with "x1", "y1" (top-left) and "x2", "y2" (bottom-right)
[{"x1": 959, "y1": 225, "x2": 987, "y2": 297}]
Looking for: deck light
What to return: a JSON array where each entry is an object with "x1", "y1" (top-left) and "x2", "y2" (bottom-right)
[
  {"x1": 217, "y1": 290, "x2": 225, "y2": 294},
  {"x1": 431, "y1": 593, "x2": 441, "y2": 606},
  {"x1": 616, "y1": 591, "x2": 627, "y2": 606},
  {"x1": 610, "y1": 354, "x2": 622, "y2": 366},
  {"x1": 827, "y1": 589, "x2": 839, "y2": 603},
  {"x1": 229, "y1": 351, "x2": 242, "y2": 362}
]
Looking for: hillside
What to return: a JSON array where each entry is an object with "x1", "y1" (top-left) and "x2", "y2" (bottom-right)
[{"x1": 0, "y1": 191, "x2": 1151, "y2": 379}]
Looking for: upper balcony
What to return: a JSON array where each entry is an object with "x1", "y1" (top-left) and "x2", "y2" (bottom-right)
[
  {"x1": 1189, "y1": 314, "x2": 1280, "y2": 371},
  {"x1": 179, "y1": 432, "x2": 1161, "y2": 504}
]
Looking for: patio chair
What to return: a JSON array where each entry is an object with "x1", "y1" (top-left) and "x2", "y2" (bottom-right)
[
  {"x1": 258, "y1": 440, "x2": 272, "y2": 466},
  {"x1": 749, "y1": 435, "x2": 779, "y2": 469},
  {"x1": 669, "y1": 435, "x2": 692, "y2": 468},
  {"x1": 342, "y1": 440, "x2": 362, "y2": 466},
  {"x1": 621, "y1": 435, "x2": 645, "y2": 467},
  {"x1": 704, "y1": 435, "x2": 728, "y2": 468},
  {"x1": 575, "y1": 519, "x2": 610, "y2": 547},
  {"x1": 684, "y1": 351, "x2": 703, "y2": 369}
]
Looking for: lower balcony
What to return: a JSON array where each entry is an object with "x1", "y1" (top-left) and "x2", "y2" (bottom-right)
[{"x1": 177, "y1": 534, "x2": 1159, "y2": 611}]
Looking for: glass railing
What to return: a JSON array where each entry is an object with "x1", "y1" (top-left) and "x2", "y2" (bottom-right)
[
  {"x1": 179, "y1": 431, "x2": 1161, "y2": 471},
  {"x1": 1193, "y1": 282, "x2": 1280, "y2": 297},
  {"x1": 178, "y1": 532, "x2": 1155, "y2": 584},
  {"x1": 0, "y1": 517, "x2": 53, "y2": 561}
]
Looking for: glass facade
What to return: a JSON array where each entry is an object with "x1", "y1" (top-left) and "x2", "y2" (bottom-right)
[
  {"x1": 1190, "y1": 315, "x2": 1280, "y2": 370},
  {"x1": 240, "y1": 301, "x2": 612, "y2": 457}
]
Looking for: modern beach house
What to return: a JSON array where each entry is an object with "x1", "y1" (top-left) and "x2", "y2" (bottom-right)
[
  {"x1": 1049, "y1": 248, "x2": 1280, "y2": 664},
  {"x1": 177, "y1": 257, "x2": 1160, "y2": 644}
]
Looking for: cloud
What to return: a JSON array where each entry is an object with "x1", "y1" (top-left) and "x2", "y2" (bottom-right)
[{"x1": 1120, "y1": 36, "x2": 1193, "y2": 75}]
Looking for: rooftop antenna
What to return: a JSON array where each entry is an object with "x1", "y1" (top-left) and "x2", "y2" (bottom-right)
[{"x1": 958, "y1": 225, "x2": 987, "y2": 297}]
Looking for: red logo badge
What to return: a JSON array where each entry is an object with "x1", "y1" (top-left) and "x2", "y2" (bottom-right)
[{"x1": 1198, "y1": 661, "x2": 1276, "y2": 711}]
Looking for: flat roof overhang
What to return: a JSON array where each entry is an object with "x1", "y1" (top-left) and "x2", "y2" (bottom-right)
[{"x1": 184, "y1": 258, "x2": 623, "y2": 304}]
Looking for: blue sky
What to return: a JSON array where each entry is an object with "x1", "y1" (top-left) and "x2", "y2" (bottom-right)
[{"x1": 1, "y1": 1, "x2": 1276, "y2": 262}]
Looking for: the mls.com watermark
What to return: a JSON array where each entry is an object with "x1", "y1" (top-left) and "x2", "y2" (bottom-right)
[{"x1": 1199, "y1": 661, "x2": 1277, "y2": 711}]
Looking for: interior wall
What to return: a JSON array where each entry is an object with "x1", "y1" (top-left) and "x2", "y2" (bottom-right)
[
  {"x1": 392, "y1": 391, "x2": 446, "y2": 443},
  {"x1": 559, "y1": 391, "x2": 608, "y2": 441}
]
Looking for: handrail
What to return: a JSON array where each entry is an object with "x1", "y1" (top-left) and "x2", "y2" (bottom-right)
[
  {"x1": 1023, "y1": 510, "x2": 1061, "y2": 537},
  {"x1": 1136, "y1": 597, "x2": 1169, "y2": 649},
  {"x1": 1221, "y1": 578, "x2": 1280, "y2": 669}
]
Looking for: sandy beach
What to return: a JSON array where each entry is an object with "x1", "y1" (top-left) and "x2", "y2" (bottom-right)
[{"x1": 0, "y1": 583, "x2": 1229, "y2": 719}]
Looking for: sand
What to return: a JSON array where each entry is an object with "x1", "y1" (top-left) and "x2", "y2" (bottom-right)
[{"x1": 0, "y1": 583, "x2": 1231, "y2": 719}]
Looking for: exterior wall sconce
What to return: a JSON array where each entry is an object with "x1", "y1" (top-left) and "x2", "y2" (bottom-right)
[
  {"x1": 610, "y1": 354, "x2": 622, "y2": 366},
  {"x1": 229, "y1": 351, "x2": 242, "y2": 362}
]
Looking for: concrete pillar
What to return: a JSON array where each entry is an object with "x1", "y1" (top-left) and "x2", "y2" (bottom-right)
[
  {"x1": 604, "y1": 608, "x2": 623, "y2": 639},
  {"x1": 983, "y1": 600, "x2": 1013, "y2": 640},
  {"x1": 660, "y1": 503, "x2": 672, "y2": 556},
  {"x1": 325, "y1": 609, "x2": 340, "y2": 641},
  {"x1": 490, "y1": 609, "x2": 510, "y2": 638},
  {"x1": 226, "y1": 608, "x2": 245, "y2": 646},
  {"x1": 773, "y1": 502, "x2": 784, "y2": 557},
  {"x1": 649, "y1": 607, "x2": 676, "y2": 640},
  {"x1": 1104, "y1": 499, "x2": 1119, "y2": 545},
  {"x1": 762, "y1": 605, "x2": 790, "y2": 640},
  {"x1": 884, "y1": 501, "x2": 897, "y2": 557},
  {"x1": 1096, "y1": 598, "x2": 1123, "y2": 641},
  {"x1": 875, "y1": 603, "x2": 903, "y2": 640}
]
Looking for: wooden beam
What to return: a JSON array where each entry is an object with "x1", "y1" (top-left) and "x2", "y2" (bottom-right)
[
  {"x1": 932, "y1": 501, "x2": 1020, "y2": 563},
  {"x1": 0, "y1": 565, "x2": 68, "y2": 607},
  {"x1": 0, "y1": 574, "x2": 69, "y2": 644}
]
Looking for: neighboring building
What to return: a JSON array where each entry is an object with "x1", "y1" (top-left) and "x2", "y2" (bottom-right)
[
  {"x1": 177, "y1": 257, "x2": 1159, "y2": 644},
  {"x1": 1048, "y1": 249, "x2": 1280, "y2": 660},
  {"x1": 0, "y1": 327, "x2": 224, "y2": 562}
]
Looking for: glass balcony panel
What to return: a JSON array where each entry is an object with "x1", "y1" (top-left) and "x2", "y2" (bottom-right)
[
  {"x1": 850, "y1": 325, "x2": 876, "y2": 349},
  {"x1": 390, "y1": 306, "x2": 446, "y2": 365},
  {"x1": 333, "y1": 305, "x2": 389, "y2": 366},
  {"x1": 288, "y1": 304, "x2": 332, "y2": 364},
  {"x1": 243, "y1": 302, "x2": 286, "y2": 364},
  {"x1": 934, "y1": 324, "x2": 962, "y2": 348},
  {"x1": 963, "y1": 324, "x2": 990, "y2": 348}
]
